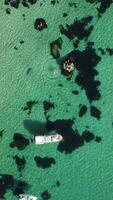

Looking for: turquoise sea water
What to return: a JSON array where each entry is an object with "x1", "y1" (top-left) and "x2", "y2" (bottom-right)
[{"x1": 1, "y1": 0, "x2": 113, "y2": 199}]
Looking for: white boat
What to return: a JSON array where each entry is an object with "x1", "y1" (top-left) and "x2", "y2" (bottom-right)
[
  {"x1": 19, "y1": 194, "x2": 37, "y2": 200},
  {"x1": 35, "y1": 134, "x2": 63, "y2": 144}
]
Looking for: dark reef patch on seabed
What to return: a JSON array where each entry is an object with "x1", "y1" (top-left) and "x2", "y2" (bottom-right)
[
  {"x1": 74, "y1": 44, "x2": 101, "y2": 101},
  {"x1": 26, "y1": 67, "x2": 32, "y2": 74},
  {"x1": 59, "y1": 44, "x2": 101, "y2": 101},
  {"x1": 98, "y1": 48, "x2": 106, "y2": 55},
  {"x1": 0, "y1": 129, "x2": 4, "y2": 139},
  {"x1": 0, "y1": 174, "x2": 29, "y2": 198},
  {"x1": 82, "y1": 130, "x2": 95, "y2": 142},
  {"x1": 34, "y1": 156, "x2": 56, "y2": 169},
  {"x1": 22, "y1": 100, "x2": 38, "y2": 115},
  {"x1": 6, "y1": 7, "x2": 11, "y2": 14},
  {"x1": 106, "y1": 48, "x2": 113, "y2": 55},
  {"x1": 10, "y1": 133, "x2": 30, "y2": 150},
  {"x1": 85, "y1": 0, "x2": 113, "y2": 17},
  {"x1": 50, "y1": 37, "x2": 63, "y2": 59},
  {"x1": 13, "y1": 155, "x2": 26, "y2": 173},
  {"x1": 50, "y1": 0, "x2": 60, "y2": 5},
  {"x1": 63, "y1": 12, "x2": 68, "y2": 17},
  {"x1": 90, "y1": 105, "x2": 101, "y2": 120},
  {"x1": 13, "y1": 180, "x2": 29, "y2": 196},
  {"x1": 41, "y1": 190, "x2": 51, "y2": 200},
  {"x1": 0, "y1": 174, "x2": 14, "y2": 199},
  {"x1": 46, "y1": 118, "x2": 101, "y2": 154},
  {"x1": 79, "y1": 105, "x2": 88, "y2": 117},
  {"x1": 52, "y1": 181, "x2": 60, "y2": 188},
  {"x1": 95, "y1": 136, "x2": 102, "y2": 142},
  {"x1": 43, "y1": 101, "x2": 55, "y2": 116},
  {"x1": 34, "y1": 18, "x2": 47, "y2": 31},
  {"x1": 56, "y1": 181, "x2": 60, "y2": 187},
  {"x1": 68, "y1": 2, "x2": 77, "y2": 8},
  {"x1": 59, "y1": 16, "x2": 93, "y2": 40},
  {"x1": 72, "y1": 90, "x2": 79, "y2": 95},
  {"x1": 4, "y1": 0, "x2": 38, "y2": 9},
  {"x1": 73, "y1": 39, "x2": 80, "y2": 49}
]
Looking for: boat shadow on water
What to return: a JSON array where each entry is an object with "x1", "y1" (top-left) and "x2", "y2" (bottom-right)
[{"x1": 23, "y1": 120, "x2": 48, "y2": 136}]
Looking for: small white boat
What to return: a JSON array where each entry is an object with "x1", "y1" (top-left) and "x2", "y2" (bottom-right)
[
  {"x1": 19, "y1": 194, "x2": 37, "y2": 200},
  {"x1": 35, "y1": 134, "x2": 63, "y2": 144}
]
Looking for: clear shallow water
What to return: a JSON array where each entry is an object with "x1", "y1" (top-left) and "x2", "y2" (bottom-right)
[{"x1": 0, "y1": 0, "x2": 113, "y2": 200}]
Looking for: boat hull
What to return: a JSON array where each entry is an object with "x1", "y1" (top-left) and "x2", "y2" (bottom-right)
[{"x1": 35, "y1": 134, "x2": 63, "y2": 144}]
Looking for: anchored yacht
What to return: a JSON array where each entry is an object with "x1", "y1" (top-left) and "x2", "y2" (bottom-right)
[
  {"x1": 19, "y1": 194, "x2": 37, "y2": 200},
  {"x1": 35, "y1": 134, "x2": 63, "y2": 144}
]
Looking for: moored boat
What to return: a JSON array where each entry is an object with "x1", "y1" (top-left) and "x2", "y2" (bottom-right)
[{"x1": 35, "y1": 134, "x2": 63, "y2": 144}]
